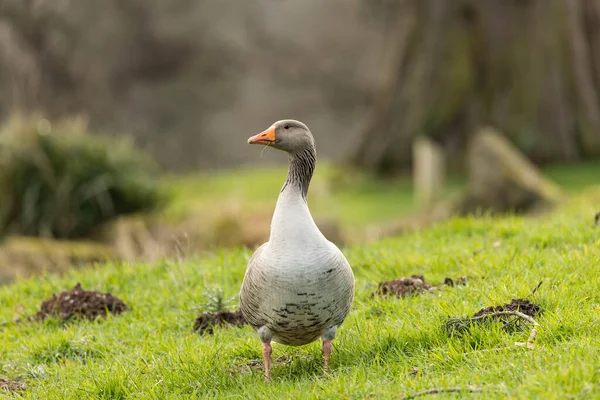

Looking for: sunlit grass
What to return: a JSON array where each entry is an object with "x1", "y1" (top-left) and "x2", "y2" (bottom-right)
[{"x1": 1, "y1": 182, "x2": 600, "y2": 398}]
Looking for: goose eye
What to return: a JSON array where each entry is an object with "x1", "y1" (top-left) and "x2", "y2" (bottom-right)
[{"x1": 283, "y1": 125, "x2": 290, "y2": 130}]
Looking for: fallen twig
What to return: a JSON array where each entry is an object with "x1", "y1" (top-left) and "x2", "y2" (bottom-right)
[
  {"x1": 527, "y1": 281, "x2": 543, "y2": 298},
  {"x1": 400, "y1": 386, "x2": 484, "y2": 399},
  {"x1": 468, "y1": 310, "x2": 539, "y2": 326},
  {"x1": 444, "y1": 309, "x2": 539, "y2": 336},
  {"x1": 515, "y1": 328, "x2": 537, "y2": 349},
  {"x1": 464, "y1": 328, "x2": 538, "y2": 355}
]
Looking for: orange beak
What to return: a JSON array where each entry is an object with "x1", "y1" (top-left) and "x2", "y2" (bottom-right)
[{"x1": 247, "y1": 125, "x2": 276, "y2": 145}]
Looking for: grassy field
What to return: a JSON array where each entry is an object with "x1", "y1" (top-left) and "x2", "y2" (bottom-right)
[
  {"x1": 1, "y1": 164, "x2": 600, "y2": 398},
  {"x1": 165, "y1": 160, "x2": 600, "y2": 229},
  {"x1": 163, "y1": 164, "x2": 427, "y2": 229}
]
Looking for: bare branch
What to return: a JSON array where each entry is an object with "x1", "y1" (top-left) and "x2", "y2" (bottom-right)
[
  {"x1": 400, "y1": 386, "x2": 484, "y2": 399},
  {"x1": 527, "y1": 281, "x2": 543, "y2": 298},
  {"x1": 468, "y1": 310, "x2": 539, "y2": 326},
  {"x1": 515, "y1": 328, "x2": 537, "y2": 350}
]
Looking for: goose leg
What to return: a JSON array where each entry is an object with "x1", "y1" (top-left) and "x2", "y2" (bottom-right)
[
  {"x1": 262, "y1": 341, "x2": 272, "y2": 380},
  {"x1": 322, "y1": 326, "x2": 337, "y2": 372},
  {"x1": 258, "y1": 326, "x2": 273, "y2": 380},
  {"x1": 322, "y1": 340, "x2": 332, "y2": 370}
]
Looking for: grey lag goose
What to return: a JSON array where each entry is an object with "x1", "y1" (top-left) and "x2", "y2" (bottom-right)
[{"x1": 239, "y1": 119, "x2": 355, "y2": 380}]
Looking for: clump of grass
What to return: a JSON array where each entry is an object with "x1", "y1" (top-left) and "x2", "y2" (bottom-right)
[
  {"x1": 0, "y1": 115, "x2": 164, "y2": 239},
  {"x1": 198, "y1": 287, "x2": 237, "y2": 313},
  {"x1": 30, "y1": 338, "x2": 100, "y2": 365}
]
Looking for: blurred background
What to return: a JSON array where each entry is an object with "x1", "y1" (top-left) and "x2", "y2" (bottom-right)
[{"x1": 0, "y1": 0, "x2": 599, "y2": 282}]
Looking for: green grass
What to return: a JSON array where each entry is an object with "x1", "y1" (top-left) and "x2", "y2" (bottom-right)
[
  {"x1": 164, "y1": 160, "x2": 600, "y2": 229},
  {"x1": 1, "y1": 180, "x2": 600, "y2": 398},
  {"x1": 164, "y1": 164, "x2": 428, "y2": 228}
]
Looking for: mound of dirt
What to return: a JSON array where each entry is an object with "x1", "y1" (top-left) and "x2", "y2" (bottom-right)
[
  {"x1": 443, "y1": 276, "x2": 472, "y2": 287},
  {"x1": 194, "y1": 309, "x2": 247, "y2": 335},
  {"x1": 0, "y1": 378, "x2": 26, "y2": 392},
  {"x1": 473, "y1": 298, "x2": 541, "y2": 318},
  {"x1": 443, "y1": 298, "x2": 542, "y2": 335},
  {"x1": 373, "y1": 275, "x2": 432, "y2": 298},
  {"x1": 373, "y1": 275, "x2": 474, "y2": 298},
  {"x1": 32, "y1": 283, "x2": 128, "y2": 321}
]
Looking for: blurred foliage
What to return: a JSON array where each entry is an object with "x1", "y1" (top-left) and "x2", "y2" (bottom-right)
[{"x1": 0, "y1": 115, "x2": 165, "y2": 239}]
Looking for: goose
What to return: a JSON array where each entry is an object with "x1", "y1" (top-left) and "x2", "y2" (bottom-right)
[{"x1": 239, "y1": 119, "x2": 355, "y2": 380}]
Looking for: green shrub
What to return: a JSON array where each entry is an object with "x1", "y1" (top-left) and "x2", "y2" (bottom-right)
[{"x1": 0, "y1": 115, "x2": 164, "y2": 239}]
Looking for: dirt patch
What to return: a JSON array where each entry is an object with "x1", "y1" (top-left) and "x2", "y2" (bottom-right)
[
  {"x1": 373, "y1": 275, "x2": 474, "y2": 298},
  {"x1": 31, "y1": 283, "x2": 128, "y2": 322},
  {"x1": 444, "y1": 298, "x2": 542, "y2": 335},
  {"x1": 443, "y1": 276, "x2": 473, "y2": 287},
  {"x1": 193, "y1": 309, "x2": 247, "y2": 335},
  {"x1": 0, "y1": 378, "x2": 26, "y2": 392},
  {"x1": 373, "y1": 275, "x2": 431, "y2": 298},
  {"x1": 473, "y1": 298, "x2": 541, "y2": 319}
]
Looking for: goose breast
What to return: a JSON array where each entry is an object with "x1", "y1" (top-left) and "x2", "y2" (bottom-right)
[{"x1": 240, "y1": 242, "x2": 354, "y2": 346}]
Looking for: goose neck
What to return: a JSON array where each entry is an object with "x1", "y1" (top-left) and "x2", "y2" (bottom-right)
[
  {"x1": 281, "y1": 146, "x2": 316, "y2": 199},
  {"x1": 268, "y1": 145, "x2": 320, "y2": 245}
]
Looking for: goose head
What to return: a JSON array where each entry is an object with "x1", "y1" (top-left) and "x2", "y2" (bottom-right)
[{"x1": 247, "y1": 119, "x2": 314, "y2": 154}]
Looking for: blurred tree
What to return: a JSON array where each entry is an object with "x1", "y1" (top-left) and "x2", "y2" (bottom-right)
[
  {"x1": 351, "y1": 0, "x2": 600, "y2": 174},
  {"x1": 0, "y1": 0, "x2": 192, "y2": 117},
  {"x1": 0, "y1": 0, "x2": 80, "y2": 115},
  {"x1": 0, "y1": 0, "x2": 241, "y2": 170},
  {"x1": 0, "y1": 0, "x2": 386, "y2": 170}
]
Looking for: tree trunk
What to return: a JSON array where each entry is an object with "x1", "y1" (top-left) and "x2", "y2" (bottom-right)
[
  {"x1": 351, "y1": 0, "x2": 600, "y2": 175},
  {"x1": 413, "y1": 135, "x2": 445, "y2": 206}
]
